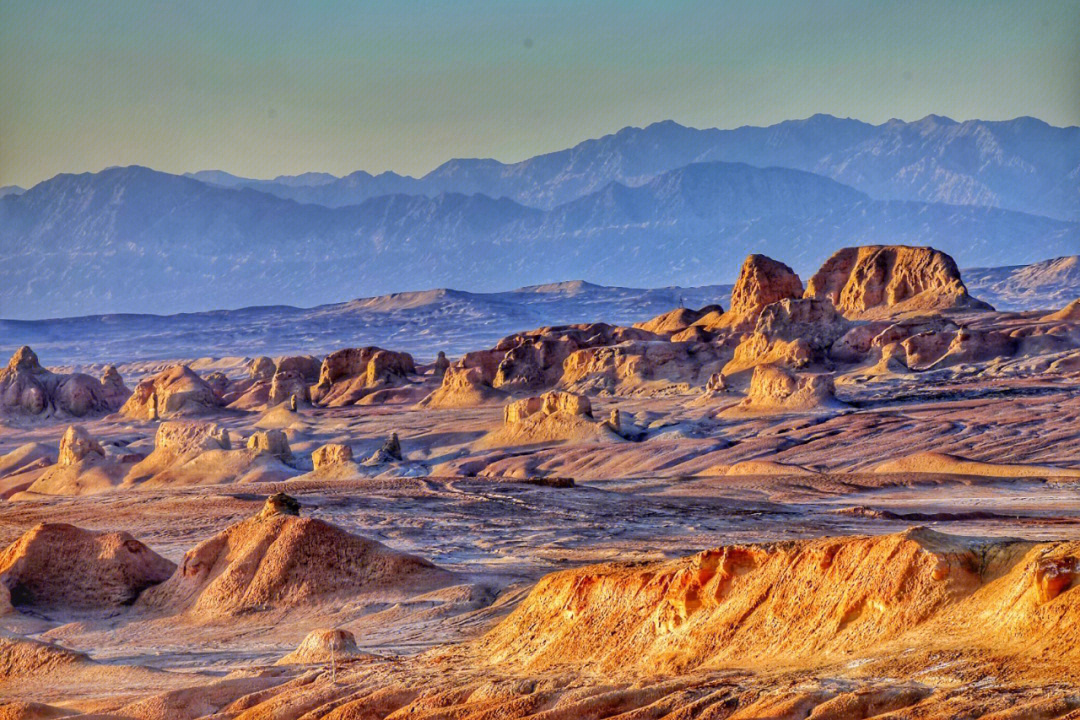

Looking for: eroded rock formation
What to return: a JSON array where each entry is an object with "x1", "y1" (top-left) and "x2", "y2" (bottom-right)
[
  {"x1": 0, "y1": 347, "x2": 129, "y2": 417},
  {"x1": 120, "y1": 365, "x2": 222, "y2": 420}
]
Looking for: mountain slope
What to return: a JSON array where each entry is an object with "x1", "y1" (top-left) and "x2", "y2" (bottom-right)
[
  {"x1": 2, "y1": 163, "x2": 1077, "y2": 319},
  {"x1": 964, "y1": 256, "x2": 1080, "y2": 311},
  {"x1": 191, "y1": 115, "x2": 1080, "y2": 219}
]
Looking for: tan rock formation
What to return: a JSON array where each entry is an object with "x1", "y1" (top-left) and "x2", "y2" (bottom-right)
[
  {"x1": 1041, "y1": 299, "x2": 1080, "y2": 323},
  {"x1": 137, "y1": 497, "x2": 452, "y2": 618},
  {"x1": 720, "y1": 254, "x2": 804, "y2": 329},
  {"x1": 56, "y1": 425, "x2": 104, "y2": 466},
  {"x1": 275, "y1": 628, "x2": 366, "y2": 665},
  {"x1": 312, "y1": 443, "x2": 354, "y2": 471},
  {"x1": 433, "y1": 351, "x2": 451, "y2": 375},
  {"x1": 311, "y1": 347, "x2": 416, "y2": 406},
  {"x1": 805, "y1": 245, "x2": 992, "y2": 316},
  {"x1": 247, "y1": 356, "x2": 276, "y2": 381},
  {"x1": 481, "y1": 391, "x2": 614, "y2": 448},
  {"x1": 246, "y1": 429, "x2": 291, "y2": 460},
  {"x1": 0, "y1": 524, "x2": 174, "y2": 610},
  {"x1": 120, "y1": 365, "x2": 222, "y2": 419},
  {"x1": 561, "y1": 340, "x2": 725, "y2": 396},
  {"x1": 730, "y1": 364, "x2": 845, "y2": 414},
  {"x1": 634, "y1": 305, "x2": 722, "y2": 336},
  {"x1": 418, "y1": 366, "x2": 508, "y2": 409},
  {"x1": 723, "y1": 298, "x2": 849, "y2": 375}
]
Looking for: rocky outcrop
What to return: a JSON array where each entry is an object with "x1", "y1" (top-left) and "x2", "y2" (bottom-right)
[
  {"x1": 0, "y1": 524, "x2": 174, "y2": 610},
  {"x1": 721, "y1": 255, "x2": 804, "y2": 329},
  {"x1": 120, "y1": 365, "x2": 222, "y2": 420},
  {"x1": 311, "y1": 347, "x2": 416, "y2": 406},
  {"x1": 137, "y1": 496, "x2": 452, "y2": 618},
  {"x1": 419, "y1": 366, "x2": 508, "y2": 409},
  {"x1": 634, "y1": 305, "x2": 723, "y2": 336},
  {"x1": 247, "y1": 356, "x2": 276, "y2": 381},
  {"x1": 723, "y1": 298, "x2": 849, "y2": 375},
  {"x1": 312, "y1": 443, "x2": 354, "y2": 471},
  {"x1": 730, "y1": 364, "x2": 845, "y2": 414},
  {"x1": 805, "y1": 245, "x2": 992, "y2": 316},
  {"x1": 433, "y1": 351, "x2": 451, "y2": 376},
  {"x1": 1042, "y1": 299, "x2": 1080, "y2": 323},
  {"x1": 561, "y1": 341, "x2": 726, "y2": 396},
  {"x1": 229, "y1": 355, "x2": 321, "y2": 409},
  {"x1": 122, "y1": 420, "x2": 235, "y2": 486},
  {"x1": 246, "y1": 430, "x2": 291, "y2": 461},
  {"x1": 0, "y1": 347, "x2": 128, "y2": 417},
  {"x1": 57, "y1": 425, "x2": 104, "y2": 466},
  {"x1": 481, "y1": 391, "x2": 615, "y2": 448},
  {"x1": 364, "y1": 433, "x2": 404, "y2": 465}
]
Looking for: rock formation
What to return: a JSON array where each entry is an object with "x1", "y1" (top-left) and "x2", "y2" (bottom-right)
[
  {"x1": 312, "y1": 443, "x2": 354, "y2": 471},
  {"x1": 21, "y1": 425, "x2": 131, "y2": 497},
  {"x1": 137, "y1": 495, "x2": 452, "y2": 617},
  {"x1": 364, "y1": 432, "x2": 404, "y2": 465},
  {"x1": 805, "y1": 245, "x2": 992, "y2": 316},
  {"x1": 433, "y1": 351, "x2": 451, "y2": 375},
  {"x1": 723, "y1": 298, "x2": 849, "y2": 375},
  {"x1": 311, "y1": 347, "x2": 417, "y2": 406},
  {"x1": 0, "y1": 347, "x2": 128, "y2": 417},
  {"x1": 561, "y1": 340, "x2": 725, "y2": 396},
  {"x1": 246, "y1": 429, "x2": 291, "y2": 461},
  {"x1": 57, "y1": 425, "x2": 104, "y2": 466},
  {"x1": 720, "y1": 254, "x2": 804, "y2": 329},
  {"x1": 634, "y1": 305, "x2": 723, "y2": 336},
  {"x1": 730, "y1": 364, "x2": 845, "y2": 413},
  {"x1": 418, "y1": 366, "x2": 508, "y2": 408},
  {"x1": 1042, "y1": 299, "x2": 1080, "y2": 323},
  {"x1": 247, "y1": 356, "x2": 276, "y2": 381},
  {"x1": 275, "y1": 628, "x2": 366, "y2": 665},
  {"x1": 120, "y1": 365, "x2": 222, "y2": 419},
  {"x1": 481, "y1": 391, "x2": 617, "y2": 448},
  {"x1": 0, "y1": 524, "x2": 174, "y2": 610},
  {"x1": 122, "y1": 420, "x2": 232, "y2": 486}
]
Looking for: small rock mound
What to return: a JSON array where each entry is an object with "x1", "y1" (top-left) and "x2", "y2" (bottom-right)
[
  {"x1": 57, "y1": 425, "x2": 104, "y2": 466},
  {"x1": 364, "y1": 432, "x2": 404, "y2": 465},
  {"x1": 0, "y1": 524, "x2": 174, "y2": 610},
  {"x1": 275, "y1": 628, "x2": 367, "y2": 665},
  {"x1": 248, "y1": 356, "x2": 276, "y2": 381},
  {"x1": 138, "y1": 496, "x2": 452, "y2": 617},
  {"x1": 0, "y1": 631, "x2": 90, "y2": 681},
  {"x1": 722, "y1": 255, "x2": 804, "y2": 328},
  {"x1": 805, "y1": 245, "x2": 992, "y2": 316},
  {"x1": 246, "y1": 429, "x2": 291, "y2": 461},
  {"x1": 258, "y1": 492, "x2": 301, "y2": 518},
  {"x1": 0, "y1": 346, "x2": 128, "y2": 417},
  {"x1": 120, "y1": 365, "x2": 222, "y2": 419},
  {"x1": 731, "y1": 364, "x2": 845, "y2": 414},
  {"x1": 634, "y1": 305, "x2": 722, "y2": 336},
  {"x1": 481, "y1": 391, "x2": 616, "y2": 448}
]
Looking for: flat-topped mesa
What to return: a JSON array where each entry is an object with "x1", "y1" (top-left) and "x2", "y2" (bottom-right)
[
  {"x1": 805, "y1": 245, "x2": 993, "y2": 317},
  {"x1": 0, "y1": 346, "x2": 130, "y2": 417},
  {"x1": 310, "y1": 347, "x2": 416, "y2": 407},
  {"x1": 120, "y1": 365, "x2": 221, "y2": 420},
  {"x1": 0, "y1": 523, "x2": 175, "y2": 610},
  {"x1": 719, "y1": 254, "x2": 804, "y2": 330},
  {"x1": 137, "y1": 494, "x2": 452, "y2": 618}
]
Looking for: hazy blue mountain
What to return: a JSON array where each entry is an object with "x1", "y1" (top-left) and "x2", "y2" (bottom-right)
[
  {"x1": 963, "y1": 256, "x2": 1080, "y2": 311},
  {"x1": 183, "y1": 115, "x2": 1080, "y2": 219},
  {"x1": 3, "y1": 162, "x2": 1078, "y2": 319},
  {"x1": 0, "y1": 185, "x2": 25, "y2": 198},
  {"x1": 1, "y1": 281, "x2": 732, "y2": 367}
]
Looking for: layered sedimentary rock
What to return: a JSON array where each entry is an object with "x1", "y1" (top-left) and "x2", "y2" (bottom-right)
[
  {"x1": 21, "y1": 425, "x2": 130, "y2": 497},
  {"x1": 805, "y1": 245, "x2": 992, "y2": 316},
  {"x1": 120, "y1": 365, "x2": 222, "y2": 419},
  {"x1": 723, "y1": 298, "x2": 849, "y2": 375},
  {"x1": 720, "y1": 254, "x2": 804, "y2": 329},
  {"x1": 0, "y1": 347, "x2": 129, "y2": 417},
  {"x1": 730, "y1": 363, "x2": 845, "y2": 413},
  {"x1": 137, "y1": 495, "x2": 452, "y2": 617},
  {"x1": 0, "y1": 524, "x2": 174, "y2": 610},
  {"x1": 311, "y1": 347, "x2": 417, "y2": 406}
]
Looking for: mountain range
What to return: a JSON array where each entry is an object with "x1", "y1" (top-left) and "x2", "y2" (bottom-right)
[{"x1": 2, "y1": 114, "x2": 1078, "y2": 319}]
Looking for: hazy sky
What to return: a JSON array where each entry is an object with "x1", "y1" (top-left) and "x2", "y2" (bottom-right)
[{"x1": 2, "y1": 0, "x2": 1078, "y2": 188}]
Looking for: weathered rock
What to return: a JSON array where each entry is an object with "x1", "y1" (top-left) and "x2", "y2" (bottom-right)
[
  {"x1": 365, "y1": 433, "x2": 403, "y2": 464},
  {"x1": 722, "y1": 255, "x2": 804, "y2": 328},
  {"x1": 312, "y1": 443, "x2": 354, "y2": 471},
  {"x1": 482, "y1": 391, "x2": 613, "y2": 448},
  {"x1": 1042, "y1": 299, "x2": 1080, "y2": 323},
  {"x1": 204, "y1": 371, "x2": 230, "y2": 399},
  {"x1": 0, "y1": 347, "x2": 126, "y2": 417},
  {"x1": 311, "y1": 347, "x2": 416, "y2": 406},
  {"x1": 99, "y1": 365, "x2": 131, "y2": 408},
  {"x1": 561, "y1": 341, "x2": 725, "y2": 396},
  {"x1": 120, "y1": 365, "x2": 222, "y2": 420},
  {"x1": 805, "y1": 245, "x2": 992, "y2": 316},
  {"x1": 246, "y1": 430, "x2": 291, "y2": 460},
  {"x1": 57, "y1": 425, "x2": 104, "y2": 466},
  {"x1": 268, "y1": 369, "x2": 310, "y2": 407},
  {"x1": 731, "y1": 364, "x2": 845, "y2": 413},
  {"x1": 433, "y1": 351, "x2": 451, "y2": 376},
  {"x1": 635, "y1": 306, "x2": 720, "y2": 336},
  {"x1": 505, "y1": 392, "x2": 592, "y2": 425},
  {"x1": 248, "y1": 356, "x2": 276, "y2": 381},
  {"x1": 0, "y1": 524, "x2": 175, "y2": 609},
  {"x1": 258, "y1": 492, "x2": 300, "y2": 519},
  {"x1": 723, "y1": 298, "x2": 849, "y2": 375},
  {"x1": 419, "y1": 366, "x2": 508, "y2": 409},
  {"x1": 276, "y1": 628, "x2": 366, "y2": 665}
]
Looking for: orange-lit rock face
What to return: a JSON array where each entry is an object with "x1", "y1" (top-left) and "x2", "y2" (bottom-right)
[
  {"x1": 805, "y1": 245, "x2": 991, "y2": 316},
  {"x1": 727, "y1": 254, "x2": 804, "y2": 324}
]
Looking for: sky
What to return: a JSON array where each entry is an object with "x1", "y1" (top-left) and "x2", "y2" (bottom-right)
[{"x1": 1, "y1": 0, "x2": 1078, "y2": 189}]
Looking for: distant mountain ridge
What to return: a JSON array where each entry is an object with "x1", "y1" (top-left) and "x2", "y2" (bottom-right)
[
  {"x1": 4, "y1": 160, "x2": 1078, "y2": 319},
  {"x1": 186, "y1": 115, "x2": 1080, "y2": 220}
]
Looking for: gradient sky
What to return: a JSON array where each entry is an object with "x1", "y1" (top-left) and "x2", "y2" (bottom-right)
[{"x1": 2, "y1": 1, "x2": 1078, "y2": 188}]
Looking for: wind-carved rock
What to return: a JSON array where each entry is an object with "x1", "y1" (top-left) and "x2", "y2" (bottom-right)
[
  {"x1": 120, "y1": 365, "x2": 222, "y2": 420},
  {"x1": 0, "y1": 346, "x2": 129, "y2": 417}
]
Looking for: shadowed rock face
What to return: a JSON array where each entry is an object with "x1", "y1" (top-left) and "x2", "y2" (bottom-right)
[
  {"x1": 0, "y1": 524, "x2": 175, "y2": 609},
  {"x1": 0, "y1": 347, "x2": 129, "y2": 418},
  {"x1": 805, "y1": 245, "x2": 993, "y2": 315}
]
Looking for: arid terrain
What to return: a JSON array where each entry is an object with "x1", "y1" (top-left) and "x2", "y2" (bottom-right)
[{"x1": 2, "y1": 244, "x2": 1080, "y2": 719}]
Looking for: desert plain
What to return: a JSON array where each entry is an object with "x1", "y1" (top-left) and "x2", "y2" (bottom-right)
[{"x1": 2, "y1": 245, "x2": 1080, "y2": 719}]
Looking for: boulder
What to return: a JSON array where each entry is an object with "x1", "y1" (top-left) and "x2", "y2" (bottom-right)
[
  {"x1": 0, "y1": 524, "x2": 174, "y2": 609},
  {"x1": 805, "y1": 245, "x2": 992, "y2": 316},
  {"x1": 120, "y1": 365, "x2": 222, "y2": 419}
]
